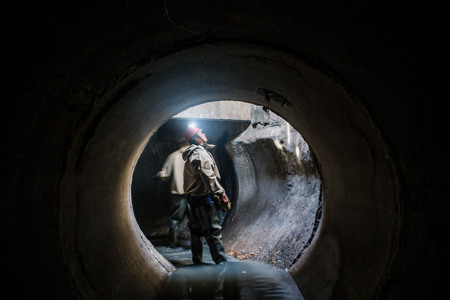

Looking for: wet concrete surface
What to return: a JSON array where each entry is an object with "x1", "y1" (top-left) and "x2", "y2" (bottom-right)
[
  {"x1": 152, "y1": 237, "x2": 240, "y2": 266},
  {"x1": 152, "y1": 238, "x2": 304, "y2": 299}
]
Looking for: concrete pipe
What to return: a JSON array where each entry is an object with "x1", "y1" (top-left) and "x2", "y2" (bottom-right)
[
  {"x1": 46, "y1": 44, "x2": 399, "y2": 298},
  {"x1": 4, "y1": 1, "x2": 445, "y2": 299}
]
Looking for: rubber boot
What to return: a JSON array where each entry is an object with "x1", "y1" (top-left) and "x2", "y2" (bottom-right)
[
  {"x1": 169, "y1": 227, "x2": 178, "y2": 248},
  {"x1": 206, "y1": 238, "x2": 227, "y2": 264},
  {"x1": 191, "y1": 234, "x2": 204, "y2": 264}
]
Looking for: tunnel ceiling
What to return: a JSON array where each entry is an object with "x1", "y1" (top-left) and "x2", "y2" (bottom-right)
[{"x1": 4, "y1": 1, "x2": 447, "y2": 300}]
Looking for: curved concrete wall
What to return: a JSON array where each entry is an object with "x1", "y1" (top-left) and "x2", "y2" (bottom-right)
[
  {"x1": 4, "y1": 1, "x2": 445, "y2": 299},
  {"x1": 222, "y1": 108, "x2": 322, "y2": 269}
]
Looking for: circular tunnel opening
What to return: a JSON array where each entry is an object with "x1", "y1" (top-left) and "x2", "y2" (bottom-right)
[
  {"x1": 60, "y1": 43, "x2": 400, "y2": 299},
  {"x1": 131, "y1": 100, "x2": 323, "y2": 269}
]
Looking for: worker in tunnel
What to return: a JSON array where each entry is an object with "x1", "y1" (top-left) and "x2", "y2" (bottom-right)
[
  {"x1": 182, "y1": 126, "x2": 231, "y2": 265},
  {"x1": 153, "y1": 137, "x2": 189, "y2": 248}
]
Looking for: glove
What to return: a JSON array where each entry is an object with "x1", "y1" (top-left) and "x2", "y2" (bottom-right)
[{"x1": 213, "y1": 193, "x2": 231, "y2": 212}]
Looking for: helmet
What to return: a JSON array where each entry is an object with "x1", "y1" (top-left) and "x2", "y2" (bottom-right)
[{"x1": 184, "y1": 127, "x2": 201, "y2": 143}]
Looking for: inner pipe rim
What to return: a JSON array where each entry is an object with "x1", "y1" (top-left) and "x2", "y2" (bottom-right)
[{"x1": 60, "y1": 42, "x2": 400, "y2": 299}]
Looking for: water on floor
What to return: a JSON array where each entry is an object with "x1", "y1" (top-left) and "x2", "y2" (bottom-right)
[{"x1": 152, "y1": 237, "x2": 304, "y2": 300}]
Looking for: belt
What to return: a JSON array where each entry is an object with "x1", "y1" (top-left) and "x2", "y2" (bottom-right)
[{"x1": 188, "y1": 194, "x2": 214, "y2": 208}]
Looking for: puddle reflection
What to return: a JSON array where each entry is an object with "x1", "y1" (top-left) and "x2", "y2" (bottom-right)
[{"x1": 157, "y1": 261, "x2": 304, "y2": 300}]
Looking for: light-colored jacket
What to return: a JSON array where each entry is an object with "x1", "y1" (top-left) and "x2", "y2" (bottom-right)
[
  {"x1": 182, "y1": 144, "x2": 224, "y2": 197},
  {"x1": 157, "y1": 145, "x2": 188, "y2": 195}
]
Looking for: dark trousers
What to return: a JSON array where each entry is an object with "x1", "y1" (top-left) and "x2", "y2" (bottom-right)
[
  {"x1": 187, "y1": 196, "x2": 227, "y2": 264},
  {"x1": 168, "y1": 194, "x2": 187, "y2": 247},
  {"x1": 168, "y1": 194, "x2": 188, "y2": 231}
]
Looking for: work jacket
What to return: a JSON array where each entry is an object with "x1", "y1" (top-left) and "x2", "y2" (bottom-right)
[
  {"x1": 182, "y1": 144, "x2": 224, "y2": 197},
  {"x1": 157, "y1": 145, "x2": 188, "y2": 195}
]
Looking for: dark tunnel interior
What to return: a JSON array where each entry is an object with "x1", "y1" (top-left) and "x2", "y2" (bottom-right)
[
  {"x1": 132, "y1": 115, "x2": 248, "y2": 239},
  {"x1": 131, "y1": 102, "x2": 322, "y2": 271},
  {"x1": 3, "y1": 1, "x2": 448, "y2": 299}
]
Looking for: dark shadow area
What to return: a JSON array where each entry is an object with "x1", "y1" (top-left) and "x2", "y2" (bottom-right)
[{"x1": 5, "y1": 2, "x2": 446, "y2": 297}]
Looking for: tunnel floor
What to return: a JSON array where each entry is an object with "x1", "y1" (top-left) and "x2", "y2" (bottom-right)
[
  {"x1": 152, "y1": 237, "x2": 304, "y2": 299},
  {"x1": 152, "y1": 237, "x2": 241, "y2": 266}
]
